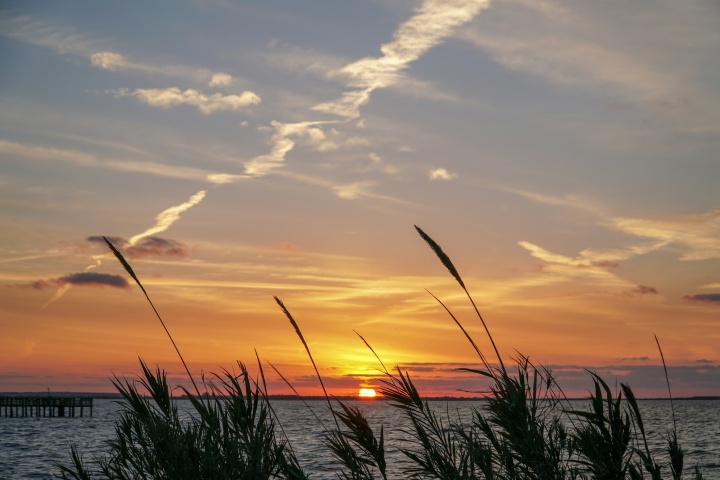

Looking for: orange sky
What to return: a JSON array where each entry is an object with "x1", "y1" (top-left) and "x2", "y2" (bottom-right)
[{"x1": 1, "y1": 0, "x2": 719, "y2": 398}]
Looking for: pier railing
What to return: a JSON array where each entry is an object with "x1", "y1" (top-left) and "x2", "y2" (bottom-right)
[{"x1": 0, "y1": 397, "x2": 93, "y2": 418}]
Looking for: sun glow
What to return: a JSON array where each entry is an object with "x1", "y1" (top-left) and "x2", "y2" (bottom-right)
[{"x1": 358, "y1": 388, "x2": 377, "y2": 398}]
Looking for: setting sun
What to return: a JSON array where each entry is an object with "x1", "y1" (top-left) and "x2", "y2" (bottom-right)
[{"x1": 358, "y1": 388, "x2": 377, "y2": 398}]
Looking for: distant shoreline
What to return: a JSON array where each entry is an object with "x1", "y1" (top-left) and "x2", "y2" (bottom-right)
[{"x1": 2, "y1": 392, "x2": 719, "y2": 401}]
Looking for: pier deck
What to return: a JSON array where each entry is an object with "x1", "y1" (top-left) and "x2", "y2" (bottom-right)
[{"x1": 0, "y1": 397, "x2": 93, "y2": 417}]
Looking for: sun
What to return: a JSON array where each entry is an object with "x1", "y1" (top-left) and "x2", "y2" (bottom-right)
[{"x1": 358, "y1": 388, "x2": 377, "y2": 398}]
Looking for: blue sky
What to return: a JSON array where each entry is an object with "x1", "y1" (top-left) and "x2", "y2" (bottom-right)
[{"x1": 1, "y1": 0, "x2": 719, "y2": 396}]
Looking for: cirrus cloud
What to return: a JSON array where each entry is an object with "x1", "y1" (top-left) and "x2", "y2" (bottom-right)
[
  {"x1": 90, "y1": 51, "x2": 127, "y2": 70},
  {"x1": 114, "y1": 87, "x2": 261, "y2": 115},
  {"x1": 683, "y1": 293, "x2": 720, "y2": 304},
  {"x1": 86, "y1": 236, "x2": 187, "y2": 259},
  {"x1": 14, "y1": 272, "x2": 129, "y2": 290},
  {"x1": 428, "y1": 167, "x2": 456, "y2": 180}
]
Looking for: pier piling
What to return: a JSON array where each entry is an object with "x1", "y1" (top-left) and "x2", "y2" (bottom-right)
[{"x1": 0, "y1": 397, "x2": 93, "y2": 418}]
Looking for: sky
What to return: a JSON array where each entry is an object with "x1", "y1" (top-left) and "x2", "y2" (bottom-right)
[{"x1": 1, "y1": 0, "x2": 719, "y2": 398}]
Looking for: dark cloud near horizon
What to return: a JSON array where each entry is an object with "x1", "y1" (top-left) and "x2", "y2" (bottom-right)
[
  {"x1": 59, "y1": 272, "x2": 129, "y2": 288},
  {"x1": 683, "y1": 293, "x2": 720, "y2": 304},
  {"x1": 622, "y1": 285, "x2": 659, "y2": 297},
  {"x1": 87, "y1": 235, "x2": 125, "y2": 247},
  {"x1": 86, "y1": 235, "x2": 186, "y2": 259},
  {"x1": 12, "y1": 272, "x2": 129, "y2": 290},
  {"x1": 17, "y1": 280, "x2": 55, "y2": 291},
  {"x1": 695, "y1": 359, "x2": 714, "y2": 364}
]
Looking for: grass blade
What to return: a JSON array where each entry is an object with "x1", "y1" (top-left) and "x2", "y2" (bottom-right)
[
  {"x1": 414, "y1": 226, "x2": 506, "y2": 374},
  {"x1": 274, "y1": 296, "x2": 339, "y2": 430},
  {"x1": 102, "y1": 236, "x2": 202, "y2": 400}
]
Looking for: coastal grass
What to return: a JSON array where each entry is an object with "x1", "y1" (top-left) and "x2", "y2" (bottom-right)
[{"x1": 59, "y1": 228, "x2": 704, "y2": 479}]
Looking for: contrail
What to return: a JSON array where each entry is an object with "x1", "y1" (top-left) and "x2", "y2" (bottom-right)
[
  {"x1": 40, "y1": 0, "x2": 489, "y2": 309},
  {"x1": 243, "y1": 0, "x2": 488, "y2": 178},
  {"x1": 126, "y1": 190, "x2": 206, "y2": 246},
  {"x1": 41, "y1": 190, "x2": 207, "y2": 309}
]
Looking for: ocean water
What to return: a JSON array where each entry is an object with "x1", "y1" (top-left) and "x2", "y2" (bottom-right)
[{"x1": 1, "y1": 399, "x2": 718, "y2": 479}]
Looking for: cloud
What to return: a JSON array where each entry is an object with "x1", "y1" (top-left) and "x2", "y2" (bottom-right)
[
  {"x1": 208, "y1": 72, "x2": 233, "y2": 87},
  {"x1": 695, "y1": 359, "x2": 714, "y2": 364},
  {"x1": 13, "y1": 280, "x2": 56, "y2": 291},
  {"x1": 277, "y1": 242, "x2": 303, "y2": 252},
  {"x1": 87, "y1": 236, "x2": 124, "y2": 248},
  {"x1": 505, "y1": 186, "x2": 720, "y2": 266},
  {"x1": 58, "y1": 272, "x2": 129, "y2": 288},
  {"x1": 313, "y1": 0, "x2": 489, "y2": 118},
  {"x1": 457, "y1": 0, "x2": 720, "y2": 140},
  {"x1": 428, "y1": 167, "x2": 456, "y2": 180},
  {"x1": 683, "y1": 293, "x2": 720, "y2": 304},
  {"x1": 127, "y1": 191, "x2": 206, "y2": 246},
  {"x1": 592, "y1": 260, "x2": 620, "y2": 269},
  {"x1": 86, "y1": 236, "x2": 187, "y2": 259},
  {"x1": 89, "y1": 50, "x2": 241, "y2": 86},
  {"x1": 40, "y1": 191, "x2": 208, "y2": 309},
  {"x1": 459, "y1": 0, "x2": 677, "y2": 100},
  {"x1": 361, "y1": 152, "x2": 398, "y2": 175},
  {"x1": 333, "y1": 181, "x2": 376, "y2": 200},
  {"x1": 612, "y1": 208, "x2": 720, "y2": 261},
  {"x1": 0, "y1": 15, "x2": 99, "y2": 56},
  {"x1": 125, "y1": 237, "x2": 186, "y2": 258},
  {"x1": 90, "y1": 51, "x2": 127, "y2": 71},
  {"x1": 15, "y1": 272, "x2": 129, "y2": 290},
  {"x1": 0, "y1": 140, "x2": 236, "y2": 184},
  {"x1": 243, "y1": 121, "x2": 340, "y2": 177},
  {"x1": 517, "y1": 240, "x2": 639, "y2": 291},
  {"x1": 114, "y1": 87, "x2": 261, "y2": 115},
  {"x1": 0, "y1": 16, "x2": 236, "y2": 85},
  {"x1": 629, "y1": 285, "x2": 658, "y2": 296}
]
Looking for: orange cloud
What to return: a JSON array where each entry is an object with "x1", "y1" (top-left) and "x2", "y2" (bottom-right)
[{"x1": 277, "y1": 241, "x2": 303, "y2": 252}]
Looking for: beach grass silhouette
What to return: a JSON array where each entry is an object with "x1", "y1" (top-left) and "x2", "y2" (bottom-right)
[{"x1": 59, "y1": 227, "x2": 703, "y2": 479}]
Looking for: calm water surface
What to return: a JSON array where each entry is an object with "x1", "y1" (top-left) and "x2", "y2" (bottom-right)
[{"x1": 1, "y1": 399, "x2": 718, "y2": 479}]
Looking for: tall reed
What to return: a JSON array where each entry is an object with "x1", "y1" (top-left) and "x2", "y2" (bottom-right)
[{"x1": 58, "y1": 227, "x2": 704, "y2": 479}]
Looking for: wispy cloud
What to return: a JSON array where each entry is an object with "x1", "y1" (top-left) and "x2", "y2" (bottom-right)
[
  {"x1": 89, "y1": 51, "x2": 128, "y2": 71},
  {"x1": 16, "y1": 272, "x2": 129, "y2": 290},
  {"x1": 0, "y1": 16, "x2": 234, "y2": 85},
  {"x1": 683, "y1": 293, "x2": 720, "y2": 304},
  {"x1": 0, "y1": 14, "x2": 100, "y2": 56},
  {"x1": 208, "y1": 72, "x2": 234, "y2": 87},
  {"x1": 333, "y1": 181, "x2": 377, "y2": 200},
  {"x1": 627, "y1": 285, "x2": 658, "y2": 296},
  {"x1": 243, "y1": 0, "x2": 489, "y2": 190},
  {"x1": 505, "y1": 186, "x2": 720, "y2": 268},
  {"x1": 87, "y1": 236, "x2": 187, "y2": 259},
  {"x1": 428, "y1": 167, "x2": 456, "y2": 180},
  {"x1": 612, "y1": 208, "x2": 720, "y2": 261},
  {"x1": 262, "y1": 42, "x2": 462, "y2": 105},
  {"x1": 243, "y1": 121, "x2": 339, "y2": 176},
  {"x1": 40, "y1": 191, "x2": 207, "y2": 308},
  {"x1": 113, "y1": 88, "x2": 260, "y2": 115},
  {"x1": 0, "y1": 140, "x2": 239, "y2": 184},
  {"x1": 60, "y1": 272, "x2": 129, "y2": 288},
  {"x1": 460, "y1": 0, "x2": 676, "y2": 100},
  {"x1": 313, "y1": 0, "x2": 490, "y2": 119},
  {"x1": 127, "y1": 191, "x2": 206, "y2": 246},
  {"x1": 458, "y1": 0, "x2": 720, "y2": 139},
  {"x1": 91, "y1": 50, "x2": 240, "y2": 86}
]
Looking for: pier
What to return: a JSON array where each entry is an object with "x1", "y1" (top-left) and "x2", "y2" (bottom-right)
[{"x1": 0, "y1": 397, "x2": 93, "y2": 418}]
